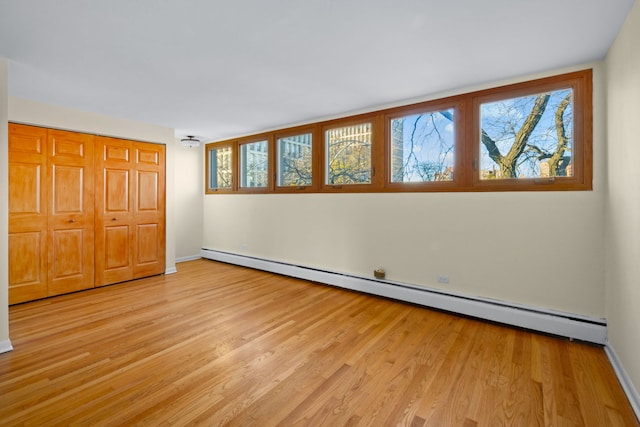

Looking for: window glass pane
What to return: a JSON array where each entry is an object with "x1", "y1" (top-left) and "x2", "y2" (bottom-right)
[
  {"x1": 208, "y1": 146, "x2": 232, "y2": 189},
  {"x1": 390, "y1": 109, "x2": 455, "y2": 182},
  {"x1": 480, "y1": 88, "x2": 573, "y2": 180},
  {"x1": 277, "y1": 133, "x2": 312, "y2": 186},
  {"x1": 240, "y1": 140, "x2": 268, "y2": 188},
  {"x1": 325, "y1": 123, "x2": 372, "y2": 185}
]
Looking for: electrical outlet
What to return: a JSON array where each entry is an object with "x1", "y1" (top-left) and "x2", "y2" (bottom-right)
[{"x1": 437, "y1": 275, "x2": 449, "y2": 284}]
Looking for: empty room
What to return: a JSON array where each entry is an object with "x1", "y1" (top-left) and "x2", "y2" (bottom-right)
[{"x1": 1, "y1": 0, "x2": 639, "y2": 425}]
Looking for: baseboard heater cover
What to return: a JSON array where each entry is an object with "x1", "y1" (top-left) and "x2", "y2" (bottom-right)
[
  {"x1": 0, "y1": 339, "x2": 13, "y2": 354},
  {"x1": 200, "y1": 249, "x2": 607, "y2": 345}
]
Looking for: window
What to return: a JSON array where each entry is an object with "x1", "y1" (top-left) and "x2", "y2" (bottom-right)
[
  {"x1": 207, "y1": 145, "x2": 233, "y2": 190},
  {"x1": 325, "y1": 122, "x2": 372, "y2": 185},
  {"x1": 205, "y1": 69, "x2": 592, "y2": 194},
  {"x1": 479, "y1": 88, "x2": 573, "y2": 180},
  {"x1": 389, "y1": 108, "x2": 455, "y2": 183},
  {"x1": 240, "y1": 140, "x2": 268, "y2": 188},
  {"x1": 277, "y1": 133, "x2": 313, "y2": 187},
  {"x1": 472, "y1": 70, "x2": 590, "y2": 190}
]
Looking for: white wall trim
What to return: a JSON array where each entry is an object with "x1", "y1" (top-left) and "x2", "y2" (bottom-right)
[
  {"x1": 165, "y1": 267, "x2": 178, "y2": 275},
  {"x1": 201, "y1": 249, "x2": 607, "y2": 344},
  {"x1": 605, "y1": 344, "x2": 640, "y2": 421},
  {"x1": 175, "y1": 255, "x2": 202, "y2": 263},
  {"x1": 0, "y1": 339, "x2": 13, "y2": 354}
]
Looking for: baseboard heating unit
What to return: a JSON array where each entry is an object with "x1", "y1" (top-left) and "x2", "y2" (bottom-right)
[{"x1": 200, "y1": 248, "x2": 607, "y2": 345}]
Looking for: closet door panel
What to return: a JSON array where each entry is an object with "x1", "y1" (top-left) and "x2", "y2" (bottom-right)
[
  {"x1": 52, "y1": 165, "x2": 84, "y2": 212},
  {"x1": 50, "y1": 228, "x2": 85, "y2": 289},
  {"x1": 137, "y1": 170, "x2": 159, "y2": 211},
  {"x1": 8, "y1": 124, "x2": 49, "y2": 304},
  {"x1": 136, "y1": 223, "x2": 160, "y2": 264},
  {"x1": 95, "y1": 136, "x2": 135, "y2": 286},
  {"x1": 8, "y1": 232, "x2": 43, "y2": 284},
  {"x1": 106, "y1": 169, "x2": 129, "y2": 211},
  {"x1": 9, "y1": 163, "x2": 42, "y2": 213},
  {"x1": 133, "y1": 142, "x2": 165, "y2": 279},
  {"x1": 105, "y1": 226, "x2": 131, "y2": 268},
  {"x1": 47, "y1": 129, "x2": 95, "y2": 296}
]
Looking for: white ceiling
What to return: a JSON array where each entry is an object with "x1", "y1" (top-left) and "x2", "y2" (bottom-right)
[{"x1": 0, "y1": 0, "x2": 635, "y2": 142}]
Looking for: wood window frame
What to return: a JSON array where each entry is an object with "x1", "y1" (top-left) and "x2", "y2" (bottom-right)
[
  {"x1": 383, "y1": 97, "x2": 467, "y2": 192},
  {"x1": 319, "y1": 113, "x2": 384, "y2": 193},
  {"x1": 273, "y1": 125, "x2": 320, "y2": 193},
  {"x1": 470, "y1": 70, "x2": 592, "y2": 191},
  {"x1": 237, "y1": 134, "x2": 272, "y2": 193},
  {"x1": 204, "y1": 69, "x2": 592, "y2": 195},
  {"x1": 205, "y1": 141, "x2": 236, "y2": 194}
]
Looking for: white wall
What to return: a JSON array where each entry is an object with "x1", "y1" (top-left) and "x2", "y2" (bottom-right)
[
  {"x1": 203, "y1": 63, "x2": 607, "y2": 318},
  {"x1": 605, "y1": 0, "x2": 640, "y2": 401},
  {"x1": 174, "y1": 139, "x2": 204, "y2": 261},
  {"x1": 8, "y1": 97, "x2": 177, "y2": 274},
  {"x1": 0, "y1": 58, "x2": 10, "y2": 351}
]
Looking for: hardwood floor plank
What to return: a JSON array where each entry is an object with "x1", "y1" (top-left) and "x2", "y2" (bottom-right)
[{"x1": 0, "y1": 259, "x2": 637, "y2": 426}]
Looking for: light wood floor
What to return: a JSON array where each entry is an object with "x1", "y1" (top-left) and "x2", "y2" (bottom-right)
[{"x1": 1, "y1": 259, "x2": 637, "y2": 426}]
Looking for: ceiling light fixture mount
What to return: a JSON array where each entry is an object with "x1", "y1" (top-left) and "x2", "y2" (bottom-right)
[{"x1": 181, "y1": 135, "x2": 201, "y2": 148}]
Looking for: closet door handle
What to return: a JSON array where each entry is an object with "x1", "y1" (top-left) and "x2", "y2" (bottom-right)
[
  {"x1": 112, "y1": 217, "x2": 118, "y2": 221},
  {"x1": 69, "y1": 218, "x2": 76, "y2": 223}
]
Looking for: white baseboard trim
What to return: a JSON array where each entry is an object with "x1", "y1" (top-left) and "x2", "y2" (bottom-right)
[
  {"x1": 165, "y1": 266, "x2": 178, "y2": 275},
  {"x1": 605, "y1": 344, "x2": 640, "y2": 421},
  {"x1": 0, "y1": 339, "x2": 14, "y2": 354},
  {"x1": 200, "y1": 249, "x2": 607, "y2": 345},
  {"x1": 175, "y1": 255, "x2": 202, "y2": 263}
]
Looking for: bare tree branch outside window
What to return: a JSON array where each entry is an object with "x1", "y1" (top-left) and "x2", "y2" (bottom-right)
[{"x1": 479, "y1": 89, "x2": 573, "y2": 179}]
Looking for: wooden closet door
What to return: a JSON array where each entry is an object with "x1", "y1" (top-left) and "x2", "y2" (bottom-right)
[
  {"x1": 95, "y1": 137, "x2": 135, "y2": 286},
  {"x1": 96, "y1": 138, "x2": 165, "y2": 285},
  {"x1": 47, "y1": 129, "x2": 95, "y2": 296},
  {"x1": 8, "y1": 124, "x2": 49, "y2": 304},
  {"x1": 133, "y1": 142, "x2": 165, "y2": 279}
]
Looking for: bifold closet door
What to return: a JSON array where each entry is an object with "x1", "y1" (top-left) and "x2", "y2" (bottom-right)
[
  {"x1": 95, "y1": 137, "x2": 165, "y2": 286},
  {"x1": 132, "y1": 142, "x2": 165, "y2": 279},
  {"x1": 95, "y1": 137, "x2": 135, "y2": 286},
  {"x1": 47, "y1": 129, "x2": 95, "y2": 296},
  {"x1": 8, "y1": 124, "x2": 49, "y2": 304}
]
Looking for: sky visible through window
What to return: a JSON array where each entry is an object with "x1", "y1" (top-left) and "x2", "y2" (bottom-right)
[{"x1": 391, "y1": 109, "x2": 455, "y2": 182}]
